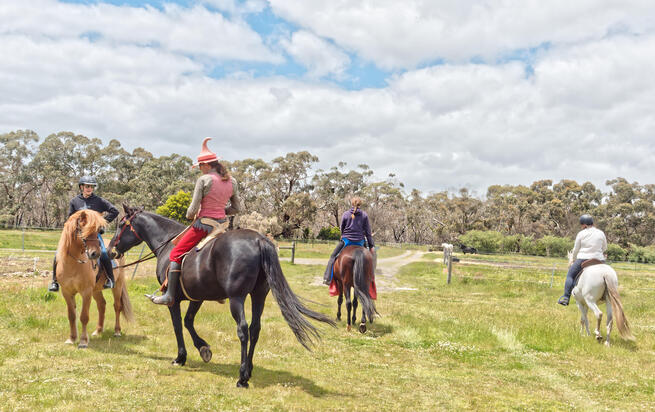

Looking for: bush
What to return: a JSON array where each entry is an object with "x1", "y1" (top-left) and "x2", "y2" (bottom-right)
[
  {"x1": 317, "y1": 226, "x2": 341, "y2": 240},
  {"x1": 627, "y1": 244, "x2": 655, "y2": 263},
  {"x1": 500, "y1": 234, "x2": 521, "y2": 253},
  {"x1": 156, "y1": 190, "x2": 191, "y2": 223},
  {"x1": 606, "y1": 243, "x2": 627, "y2": 262},
  {"x1": 536, "y1": 236, "x2": 573, "y2": 257},
  {"x1": 459, "y1": 230, "x2": 503, "y2": 253},
  {"x1": 519, "y1": 236, "x2": 536, "y2": 256}
]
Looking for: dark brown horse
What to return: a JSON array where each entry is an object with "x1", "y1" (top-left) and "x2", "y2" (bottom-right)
[
  {"x1": 331, "y1": 245, "x2": 378, "y2": 333},
  {"x1": 109, "y1": 205, "x2": 334, "y2": 388}
]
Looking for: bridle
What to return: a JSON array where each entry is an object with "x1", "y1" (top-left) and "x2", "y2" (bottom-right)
[
  {"x1": 110, "y1": 210, "x2": 179, "y2": 269},
  {"x1": 69, "y1": 221, "x2": 100, "y2": 268}
]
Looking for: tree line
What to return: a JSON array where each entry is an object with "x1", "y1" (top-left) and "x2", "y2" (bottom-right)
[{"x1": 2, "y1": 130, "x2": 655, "y2": 252}]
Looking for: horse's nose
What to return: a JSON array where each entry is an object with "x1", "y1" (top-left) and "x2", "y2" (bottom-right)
[{"x1": 109, "y1": 248, "x2": 117, "y2": 259}]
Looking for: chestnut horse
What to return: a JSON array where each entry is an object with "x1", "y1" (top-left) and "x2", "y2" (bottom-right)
[
  {"x1": 109, "y1": 205, "x2": 334, "y2": 388},
  {"x1": 55, "y1": 210, "x2": 132, "y2": 348},
  {"x1": 332, "y1": 245, "x2": 378, "y2": 333}
]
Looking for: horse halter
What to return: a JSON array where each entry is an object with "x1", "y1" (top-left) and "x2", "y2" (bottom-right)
[
  {"x1": 70, "y1": 222, "x2": 100, "y2": 265},
  {"x1": 109, "y1": 210, "x2": 144, "y2": 250}
]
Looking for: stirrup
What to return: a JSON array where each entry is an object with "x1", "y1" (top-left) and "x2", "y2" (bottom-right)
[
  {"x1": 144, "y1": 288, "x2": 161, "y2": 301},
  {"x1": 48, "y1": 281, "x2": 59, "y2": 292},
  {"x1": 103, "y1": 278, "x2": 115, "y2": 289},
  {"x1": 557, "y1": 295, "x2": 570, "y2": 306}
]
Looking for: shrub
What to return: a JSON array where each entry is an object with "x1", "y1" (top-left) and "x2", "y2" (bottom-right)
[
  {"x1": 317, "y1": 226, "x2": 341, "y2": 240},
  {"x1": 606, "y1": 243, "x2": 627, "y2": 262},
  {"x1": 519, "y1": 236, "x2": 536, "y2": 256},
  {"x1": 500, "y1": 235, "x2": 521, "y2": 253},
  {"x1": 536, "y1": 236, "x2": 573, "y2": 257},
  {"x1": 627, "y1": 244, "x2": 655, "y2": 263},
  {"x1": 156, "y1": 190, "x2": 191, "y2": 223},
  {"x1": 459, "y1": 230, "x2": 503, "y2": 253}
]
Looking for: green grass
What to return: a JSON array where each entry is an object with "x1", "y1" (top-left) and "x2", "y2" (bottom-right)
[
  {"x1": 276, "y1": 240, "x2": 407, "y2": 259},
  {"x1": 2, "y1": 251, "x2": 655, "y2": 410}
]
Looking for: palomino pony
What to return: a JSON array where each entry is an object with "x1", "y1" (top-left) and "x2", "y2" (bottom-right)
[
  {"x1": 568, "y1": 252, "x2": 634, "y2": 346},
  {"x1": 330, "y1": 245, "x2": 378, "y2": 333},
  {"x1": 109, "y1": 205, "x2": 335, "y2": 388},
  {"x1": 55, "y1": 210, "x2": 133, "y2": 348}
]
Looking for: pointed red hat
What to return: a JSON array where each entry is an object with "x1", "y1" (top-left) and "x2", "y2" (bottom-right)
[{"x1": 193, "y1": 137, "x2": 220, "y2": 167}]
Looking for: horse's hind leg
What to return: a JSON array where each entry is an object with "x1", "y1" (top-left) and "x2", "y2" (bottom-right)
[
  {"x1": 337, "y1": 293, "x2": 343, "y2": 321},
  {"x1": 63, "y1": 292, "x2": 78, "y2": 344},
  {"x1": 352, "y1": 295, "x2": 358, "y2": 325},
  {"x1": 576, "y1": 301, "x2": 590, "y2": 336},
  {"x1": 229, "y1": 296, "x2": 250, "y2": 388},
  {"x1": 345, "y1": 287, "x2": 352, "y2": 331},
  {"x1": 605, "y1": 300, "x2": 613, "y2": 347},
  {"x1": 92, "y1": 290, "x2": 106, "y2": 336},
  {"x1": 111, "y1": 278, "x2": 122, "y2": 337},
  {"x1": 586, "y1": 301, "x2": 603, "y2": 342},
  {"x1": 168, "y1": 302, "x2": 187, "y2": 366},
  {"x1": 183, "y1": 301, "x2": 211, "y2": 362},
  {"x1": 247, "y1": 282, "x2": 269, "y2": 381}
]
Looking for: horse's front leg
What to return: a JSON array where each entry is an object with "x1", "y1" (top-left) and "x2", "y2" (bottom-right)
[
  {"x1": 78, "y1": 291, "x2": 93, "y2": 348},
  {"x1": 229, "y1": 296, "x2": 250, "y2": 388},
  {"x1": 63, "y1": 292, "x2": 78, "y2": 345},
  {"x1": 92, "y1": 289, "x2": 106, "y2": 336},
  {"x1": 184, "y1": 301, "x2": 211, "y2": 362},
  {"x1": 168, "y1": 302, "x2": 187, "y2": 365},
  {"x1": 344, "y1": 287, "x2": 352, "y2": 332}
]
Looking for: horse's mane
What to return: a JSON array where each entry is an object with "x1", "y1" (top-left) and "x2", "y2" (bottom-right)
[{"x1": 56, "y1": 210, "x2": 107, "y2": 260}]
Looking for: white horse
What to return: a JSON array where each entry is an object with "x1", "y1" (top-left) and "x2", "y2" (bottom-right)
[{"x1": 568, "y1": 251, "x2": 634, "y2": 346}]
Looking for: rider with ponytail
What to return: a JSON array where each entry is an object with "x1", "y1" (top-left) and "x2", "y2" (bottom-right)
[
  {"x1": 150, "y1": 137, "x2": 241, "y2": 306},
  {"x1": 322, "y1": 196, "x2": 375, "y2": 285}
]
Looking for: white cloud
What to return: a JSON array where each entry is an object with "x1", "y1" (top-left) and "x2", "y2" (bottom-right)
[
  {"x1": 269, "y1": 0, "x2": 655, "y2": 69},
  {"x1": 0, "y1": 0, "x2": 280, "y2": 63},
  {"x1": 280, "y1": 30, "x2": 350, "y2": 78}
]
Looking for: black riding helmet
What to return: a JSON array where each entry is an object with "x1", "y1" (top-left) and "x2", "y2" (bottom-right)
[
  {"x1": 579, "y1": 214, "x2": 594, "y2": 226},
  {"x1": 78, "y1": 175, "x2": 98, "y2": 188}
]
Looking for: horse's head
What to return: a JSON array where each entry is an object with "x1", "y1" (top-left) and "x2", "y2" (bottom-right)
[
  {"x1": 63, "y1": 210, "x2": 107, "y2": 260},
  {"x1": 567, "y1": 249, "x2": 573, "y2": 267},
  {"x1": 109, "y1": 204, "x2": 145, "y2": 259}
]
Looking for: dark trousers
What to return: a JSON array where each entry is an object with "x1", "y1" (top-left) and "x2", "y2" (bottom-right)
[
  {"x1": 563, "y1": 259, "x2": 584, "y2": 298},
  {"x1": 323, "y1": 240, "x2": 345, "y2": 283}
]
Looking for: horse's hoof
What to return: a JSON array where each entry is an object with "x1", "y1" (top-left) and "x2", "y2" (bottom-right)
[
  {"x1": 92, "y1": 330, "x2": 101, "y2": 337},
  {"x1": 359, "y1": 324, "x2": 367, "y2": 334},
  {"x1": 113, "y1": 331, "x2": 122, "y2": 337},
  {"x1": 236, "y1": 380, "x2": 249, "y2": 388},
  {"x1": 172, "y1": 358, "x2": 186, "y2": 366},
  {"x1": 336, "y1": 315, "x2": 341, "y2": 321},
  {"x1": 347, "y1": 325, "x2": 351, "y2": 332},
  {"x1": 604, "y1": 341, "x2": 610, "y2": 347},
  {"x1": 200, "y1": 346, "x2": 212, "y2": 363},
  {"x1": 65, "y1": 339, "x2": 74, "y2": 345},
  {"x1": 595, "y1": 335, "x2": 603, "y2": 342},
  {"x1": 78, "y1": 342, "x2": 88, "y2": 349}
]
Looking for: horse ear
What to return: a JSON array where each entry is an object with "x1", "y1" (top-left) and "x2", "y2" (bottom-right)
[
  {"x1": 123, "y1": 204, "x2": 131, "y2": 214},
  {"x1": 78, "y1": 210, "x2": 87, "y2": 226}
]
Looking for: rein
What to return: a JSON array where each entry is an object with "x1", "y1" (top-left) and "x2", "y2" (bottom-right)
[{"x1": 111, "y1": 211, "x2": 180, "y2": 269}]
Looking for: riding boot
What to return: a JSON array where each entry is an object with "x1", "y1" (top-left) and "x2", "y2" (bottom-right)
[
  {"x1": 558, "y1": 259, "x2": 583, "y2": 306},
  {"x1": 323, "y1": 240, "x2": 345, "y2": 285},
  {"x1": 48, "y1": 256, "x2": 59, "y2": 292},
  {"x1": 99, "y1": 251, "x2": 115, "y2": 289},
  {"x1": 152, "y1": 262, "x2": 181, "y2": 306}
]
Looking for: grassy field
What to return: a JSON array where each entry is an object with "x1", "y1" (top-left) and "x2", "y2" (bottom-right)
[{"x1": 1, "y1": 248, "x2": 654, "y2": 411}]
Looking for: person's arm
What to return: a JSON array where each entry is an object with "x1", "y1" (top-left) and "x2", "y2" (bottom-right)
[
  {"x1": 602, "y1": 232, "x2": 608, "y2": 256},
  {"x1": 68, "y1": 199, "x2": 76, "y2": 217},
  {"x1": 571, "y1": 232, "x2": 582, "y2": 260},
  {"x1": 186, "y1": 175, "x2": 212, "y2": 220},
  {"x1": 340, "y1": 212, "x2": 347, "y2": 234},
  {"x1": 225, "y1": 177, "x2": 241, "y2": 216},
  {"x1": 363, "y1": 214, "x2": 374, "y2": 249},
  {"x1": 101, "y1": 198, "x2": 119, "y2": 223}
]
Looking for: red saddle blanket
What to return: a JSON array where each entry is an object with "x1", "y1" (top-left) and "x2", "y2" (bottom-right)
[{"x1": 329, "y1": 278, "x2": 377, "y2": 300}]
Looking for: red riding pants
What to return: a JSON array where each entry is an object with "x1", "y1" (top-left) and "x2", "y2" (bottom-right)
[{"x1": 170, "y1": 227, "x2": 207, "y2": 263}]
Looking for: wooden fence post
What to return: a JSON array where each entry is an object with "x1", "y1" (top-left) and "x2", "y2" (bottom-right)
[
  {"x1": 447, "y1": 250, "x2": 453, "y2": 284},
  {"x1": 291, "y1": 241, "x2": 296, "y2": 264}
]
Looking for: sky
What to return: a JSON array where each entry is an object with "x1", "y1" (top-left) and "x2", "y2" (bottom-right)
[{"x1": 2, "y1": 0, "x2": 655, "y2": 195}]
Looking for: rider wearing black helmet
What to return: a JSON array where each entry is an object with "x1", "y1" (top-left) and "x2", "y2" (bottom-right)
[
  {"x1": 557, "y1": 214, "x2": 607, "y2": 306},
  {"x1": 48, "y1": 176, "x2": 119, "y2": 292}
]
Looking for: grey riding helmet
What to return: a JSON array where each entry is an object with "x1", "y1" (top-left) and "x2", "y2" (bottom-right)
[
  {"x1": 78, "y1": 175, "x2": 98, "y2": 188},
  {"x1": 579, "y1": 214, "x2": 594, "y2": 226}
]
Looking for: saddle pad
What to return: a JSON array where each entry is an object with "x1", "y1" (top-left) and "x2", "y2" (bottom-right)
[{"x1": 581, "y1": 258, "x2": 605, "y2": 269}]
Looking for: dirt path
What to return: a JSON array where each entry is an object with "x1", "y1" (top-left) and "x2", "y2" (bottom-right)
[{"x1": 287, "y1": 250, "x2": 426, "y2": 291}]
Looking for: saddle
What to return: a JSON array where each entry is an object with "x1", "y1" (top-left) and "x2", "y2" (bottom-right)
[
  {"x1": 196, "y1": 218, "x2": 230, "y2": 251},
  {"x1": 581, "y1": 258, "x2": 605, "y2": 269}
]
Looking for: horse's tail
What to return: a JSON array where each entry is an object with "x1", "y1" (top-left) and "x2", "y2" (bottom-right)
[
  {"x1": 353, "y1": 248, "x2": 378, "y2": 322},
  {"x1": 604, "y1": 271, "x2": 635, "y2": 341},
  {"x1": 120, "y1": 275, "x2": 134, "y2": 323},
  {"x1": 259, "y1": 237, "x2": 335, "y2": 350}
]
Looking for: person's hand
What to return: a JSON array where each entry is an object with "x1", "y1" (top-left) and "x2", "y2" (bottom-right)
[{"x1": 370, "y1": 247, "x2": 375, "y2": 254}]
